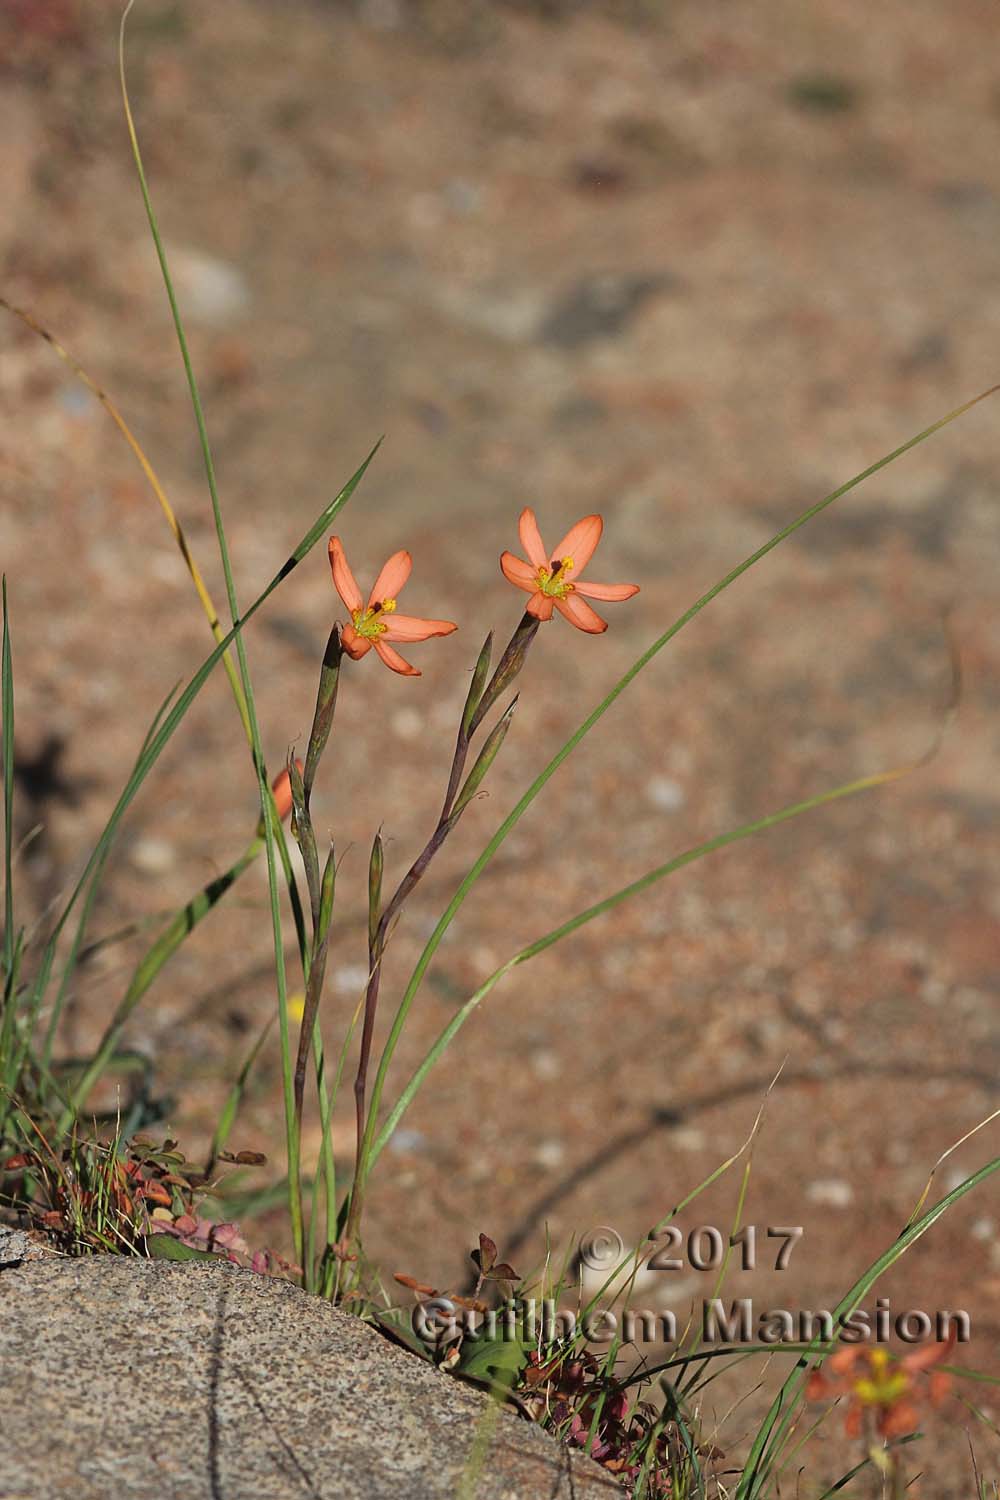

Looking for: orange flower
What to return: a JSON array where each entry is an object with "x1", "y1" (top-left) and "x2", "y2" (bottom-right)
[
  {"x1": 328, "y1": 538, "x2": 457, "y2": 677},
  {"x1": 500, "y1": 509, "x2": 639, "y2": 633},
  {"x1": 806, "y1": 1335, "x2": 955, "y2": 1440}
]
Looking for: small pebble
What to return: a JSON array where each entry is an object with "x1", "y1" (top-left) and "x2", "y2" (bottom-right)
[
  {"x1": 391, "y1": 707, "x2": 423, "y2": 741},
  {"x1": 388, "y1": 1129, "x2": 428, "y2": 1156},
  {"x1": 531, "y1": 1049, "x2": 561, "y2": 1081},
  {"x1": 645, "y1": 776, "x2": 685, "y2": 811},
  {"x1": 806, "y1": 1179, "x2": 854, "y2": 1209},
  {"x1": 534, "y1": 1140, "x2": 565, "y2": 1170},
  {"x1": 130, "y1": 837, "x2": 175, "y2": 875},
  {"x1": 334, "y1": 965, "x2": 370, "y2": 995},
  {"x1": 166, "y1": 245, "x2": 251, "y2": 326}
]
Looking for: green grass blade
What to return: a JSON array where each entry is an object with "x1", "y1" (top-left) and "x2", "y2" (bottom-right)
[
  {"x1": 41, "y1": 678, "x2": 185, "y2": 1069},
  {"x1": 736, "y1": 1153, "x2": 1000, "y2": 1498},
  {"x1": 61, "y1": 839, "x2": 262, "y2": 1126},
  {"x1": 2, "y1": 578, "x2": 14, "y2": 981},
  {"x1": 206, "y1": 1012, "x2": 275, "y2": 1175},
  {"x1": 25, "y1": 444, "x2": 378, "y2": 1099},
  {"x1": 368, "y1": 763, "x2": 912, "y2": 1170},
  {"x1": 814, "y1": 1438, "x2": 920, "y2": 1499},
  {"x1": 0, "y1": 932, "x2": 24, "y2": 1133},
  {"x1": 120, "y1": 0, "x2": 305, "y2": 1262},
  {"x1": 359, "y1": 387, "x2": 997, "y2": 1187}
]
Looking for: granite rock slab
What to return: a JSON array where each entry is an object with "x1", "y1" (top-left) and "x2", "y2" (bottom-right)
[{"x1": 0, "y1": 1255, "x2": 619, "y2": 1500}]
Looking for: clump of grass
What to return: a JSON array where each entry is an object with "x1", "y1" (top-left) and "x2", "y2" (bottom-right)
[{"x1": 0, "y1": 1107, "x2": 287, "y2": 1270}]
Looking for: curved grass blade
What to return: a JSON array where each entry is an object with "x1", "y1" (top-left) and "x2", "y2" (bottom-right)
[
  {"x1": 60, "y1": 839, "x2": 263, "y2": 1127},
  {"x1": 0, "y1": 299, "x2": 250, "y2": 740},
  {"x1": 736, "y1": 1152, "x2": 1000, "y2": 1498},
  {"x1": 359, "y1": 385, "x2": 997, "y2": 1187},
  {"x1": 120, "y1": 0, "x2": 305, "y2": 1258},
  {"x1": 25, "y1": 442, "x2": 378, "y2": 1110},
  {"x1": 205, "y1": 1012, "x2": 275, "y2": 1178},
  {"x1": 368, "y1": 761, "x2": 919, "y2": 1171},
  {"x1": 2, "y1": 579, "x2": 13, "y2": 983},
  {"x1": 41, "y1": 677, "x2": 185, "y2": 1069}
]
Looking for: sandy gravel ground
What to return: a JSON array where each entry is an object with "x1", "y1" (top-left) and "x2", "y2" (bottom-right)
[{"x1": 2, "y1": 2, "x2": 999, "y2": 1489}]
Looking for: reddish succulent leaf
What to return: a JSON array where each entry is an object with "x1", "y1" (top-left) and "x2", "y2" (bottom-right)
[
  {"x1": 393, "y1": 1273, "x2": 438, "y2": 1296},
  {"x1": 451, "y1": 1294, "x2": 490, "y2": 1314},
  {"x1": 139, "y1": 1181, "x2": 172, "y2": 1206}
]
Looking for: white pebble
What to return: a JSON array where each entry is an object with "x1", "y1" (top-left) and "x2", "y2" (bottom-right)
[
  {"x1": 334, "y1": 964, "x2": 370, "y2": 995},
  {"x1": 806, "y1": 1179, "x2": 854, "y2": 1209},
  {"x1": 645, "y1": 776, "x2": 685, "y2": 811},
  {"x1": 130, "y1": 837, "x2": 175, "y2": 875}
]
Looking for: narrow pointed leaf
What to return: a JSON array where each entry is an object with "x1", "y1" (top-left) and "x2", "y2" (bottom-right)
[
  {"x1": 318, "y1": 844, "x2": 336, "y2": 946},
  {"x1": 288, "y1": 757, "x2": 320, "y2": 927},
  {"x1": 461, "y1": 633, "x2": 493, "y2": 737},
  {"x1": 368, "y1": 833, "x2": 383, "y2": 952},
  {"x1": 304, "y1": 626, "x2": 342, "y2": 803},
  {"x1": 451, "y1": 699, "x2": 518, "y2": 820}
]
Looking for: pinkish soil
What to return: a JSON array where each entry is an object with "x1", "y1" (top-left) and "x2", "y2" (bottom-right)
[{"x1": 2, "y1": 1, "x2": 1000, "y2": 1491}]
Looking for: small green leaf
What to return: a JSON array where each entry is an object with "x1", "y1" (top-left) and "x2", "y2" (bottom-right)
[
  {"x1": 145, "y1": 1233, "x2": 218, "y2": 1263},
  {"x1": 455, "y1": 1334, "x2": 532, "y2": 1393}
]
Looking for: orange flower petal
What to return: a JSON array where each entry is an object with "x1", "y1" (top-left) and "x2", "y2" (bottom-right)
[
  {"x1": 573, "y1": 580, "x2": 640, "y2": 602},
  {"x1": 382, "y1": 614, "x2": 458, "y2": 643},
  {"x1": 928, "y1": 1370, "x2": 951, "y2": 1405},
  {"x1": 500, "y1": 551, "x2": 537, "y2": 593},
  {"x1": 374, "y1": 639, "x2": 420, "y2": 676},
  {"x1": 526, "y1": 590, "x2": 555, "y2": 621},
  {"x1": 828, "y1": 1348, "x2": 863, "y2": 1376},
  {"x1": 328, "y1": 537, "x2": 363, "y2": 613},
  {"x1": 902, "y1": 1331, "x2": 956, "y2": 1372},
  {"x1": 369, "y1": 550, "x2": 412, "y2": 607},
  {"x1": 552, "y1": 514, "x2": 602, "y2": 572},
  {"x1": 844, "y1": 1403, "x2": 864, "y2": 1439},
  {"x1": 879, "y1": 1400, "x2": 919, "y2": 1438},
  {"x1": 518, "y1": 508, "x2": 549, "y2": 570},
  {"x1": 555, "y1": 593, "x2": 607, "y2": 633},
  {"x1": 341, "y1": 624, "x2": 371, "y2": 660}
]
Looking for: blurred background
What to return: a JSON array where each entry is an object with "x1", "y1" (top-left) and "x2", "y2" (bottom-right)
[{"x1": 2, "y1": 0, "x2": 1000, "y2": 1481}]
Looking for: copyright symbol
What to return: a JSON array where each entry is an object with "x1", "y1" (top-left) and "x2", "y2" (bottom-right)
[
  {"x1": 412, "y1": 1296, "x2": 458, "y2": 1342},
  {"x1": 579, "y1": 1226, "x2": 625, "y2": 1272}
]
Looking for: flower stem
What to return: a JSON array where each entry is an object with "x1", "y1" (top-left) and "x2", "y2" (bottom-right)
[{"x1": 343, "y1": 611, "x2": 540, "y2": 1249}]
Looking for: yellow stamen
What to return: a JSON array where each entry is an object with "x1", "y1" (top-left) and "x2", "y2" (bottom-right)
[
  {"x1": 536, "y1": 559, "x2": 575, "y2": 599},
  {"x1": 853, "y1": 1352, "x2": 910, "y2": 1407}
]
